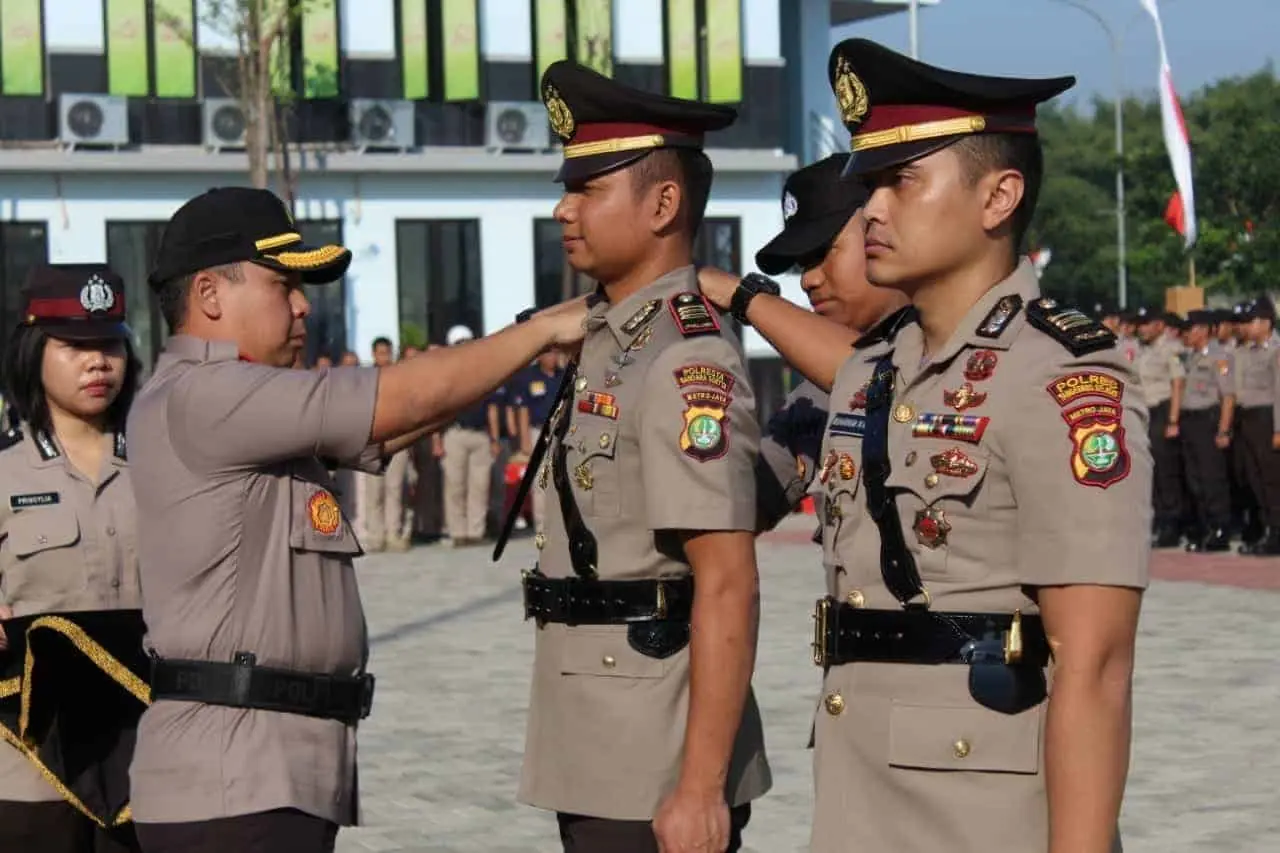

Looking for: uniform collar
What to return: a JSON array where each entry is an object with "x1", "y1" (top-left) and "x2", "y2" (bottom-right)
[
  {"x1": 891, "y1": 258, "x2": 1039, "y2": 385},
  {"x1": 163, "y1": 334, "x2": 242, "y2": 363},
  {"x1": 594, "y1": 265, "x2": 698, "y2": 349},
  {"x1": 23, "y1": 425, "x2": 127, "y2": 468}
]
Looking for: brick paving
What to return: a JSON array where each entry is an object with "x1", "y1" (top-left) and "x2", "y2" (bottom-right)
[{"x1": 337, "y1": 514, "x2": 1280, "y2": 852}]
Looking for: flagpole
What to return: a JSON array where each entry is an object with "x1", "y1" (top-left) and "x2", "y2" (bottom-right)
[{"x1": 1188, "y1": 255, "x2": 1196, "y2": 288}]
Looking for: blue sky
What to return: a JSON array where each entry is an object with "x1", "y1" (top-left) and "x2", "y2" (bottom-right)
[{"x1": 836, "y1": 0, "x2": 1278, "y2": 108}]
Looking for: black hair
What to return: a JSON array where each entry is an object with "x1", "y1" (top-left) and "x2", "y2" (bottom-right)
[
  {"x1": 952, "y1": 133, "x2": 1044, "y2": 250},
  {"x1": 630, "y1": 148, "x2": 715, "y2": 236},
  {"x1": 372, "y1": 336, "x2": 393, "y2": 350},
  {"x1": 155, "y1": 262, "x2": 244, "y2": 334},
  {"x1": 1, "y1": 324, "x2": 141, "y2": 437}
]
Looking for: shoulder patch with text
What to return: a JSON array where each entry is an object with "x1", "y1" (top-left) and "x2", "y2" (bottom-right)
[
  {"x1": 673, "y1": 363, "x2": 736, "y2": 393},
  {"x1": 1047, "y1": 371, "x2": 1125, "y2": 407},
  {"x1": 1062, "y1": 402, "x2": 1130, "y2": 488}
]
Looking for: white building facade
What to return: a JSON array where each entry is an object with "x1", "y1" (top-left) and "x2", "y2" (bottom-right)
[{"x1": 0, "y1": 0, "x2": 922, "y2": 410}]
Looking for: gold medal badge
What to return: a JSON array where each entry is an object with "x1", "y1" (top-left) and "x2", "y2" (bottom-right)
[{"x1": 308, "y1": 490, "x2": 342, "y2": 536}]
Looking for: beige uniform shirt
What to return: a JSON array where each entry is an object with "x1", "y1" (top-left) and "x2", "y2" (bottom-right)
[
  {"x1": 518, "y1": 267, "x2": 772, "y2": 820},
  {"x1": 757, "y1": 379, "x2": 828, "y2": 531},
  {"x1": 0, "y1": 426, "x2": 138, "y2": 801},
  {"x1": 127, "y1": 335, "x2": 380, "y2": 825},
  {"x1": 1233, "y1": 341, "x2": 1280, "y2": 421},
  {"x1": 809, "y1": 261, "x2": 1152, "y2": 853},
  {"x1": 1135, "y1": 336, "x2": 1186, "y2": 408},
  {"x1": 1183, "y1": 344, "x2": 1234, "y2": 411}
]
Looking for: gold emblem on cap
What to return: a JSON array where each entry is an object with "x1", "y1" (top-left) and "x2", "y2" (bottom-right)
[
  {"x1": 832, "y1": 54, "x2": 869, "y2": 127},
  {"x1": 543, "y1": 84, "x2": 575, "y2": 141}
]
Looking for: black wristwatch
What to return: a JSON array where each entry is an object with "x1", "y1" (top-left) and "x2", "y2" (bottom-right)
[{"x1": 729, "y1": 273, "x2": 781, "y2": 326}]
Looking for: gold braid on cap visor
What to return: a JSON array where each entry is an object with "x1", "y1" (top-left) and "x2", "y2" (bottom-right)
[{"x1": 262, "y1": 245, "x2": 350, "y2": 269}]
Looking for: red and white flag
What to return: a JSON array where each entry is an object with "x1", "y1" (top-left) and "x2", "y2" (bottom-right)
[
  {"x1": 1029, "y1": 247, "x2": 1052, "y2": 278},
  {"x1": 1140, "y1": 0, "x2": 1196, "y2": 248}
]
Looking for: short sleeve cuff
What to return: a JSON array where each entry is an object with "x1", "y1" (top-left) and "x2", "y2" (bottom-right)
[{"x1": 319, "y1": 366, "x2": 379, "y2": 463}]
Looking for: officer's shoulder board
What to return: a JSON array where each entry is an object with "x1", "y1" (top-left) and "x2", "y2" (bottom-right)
[
  {"x1": 853, "y1": 305, "x2": 917, "y2": 350},
  {"x1": 668, "y1": 292, "x2": 721, "y2": 338},
  {"x1": 1025, "y1": 297, "x2": 1117, "y2": 357},
  {"x1": 0, "y1": 426, "x2": 23, "y2": 452}
]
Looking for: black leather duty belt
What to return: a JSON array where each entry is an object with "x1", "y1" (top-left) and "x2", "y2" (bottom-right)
[
  {"x1": 811, "y1": 598, "x2": 1050, "y2": 669},
  {"x1": 150, "y1": 653, "x2": 375, "y2": 724},
  {"x1": 522, "y1": 571, "x2": 694, "y2": 625}
]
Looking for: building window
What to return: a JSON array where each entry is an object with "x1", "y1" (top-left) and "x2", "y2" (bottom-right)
[
  {"x1": 694, "y1": 217, "x2": 741, "y2": 273},
  {"x1": 395, "y1": 219, "x2": 483, "y2": 348},
  {"x1": 0, "y1": 222, "x2": 49, "y2": 357},
  {"x1": 296, "y1": 220, "x2": 347, "y2": 365},
  {"x1": 531, "y1": 0, "x2": 614, "y2": 87},
  {"x1": 533, "y1": 219, "x2": 565, "y2": 309},
  {"x1": 663, "y1": 0, "x2": 743, "y2": 102},
  {"x1": 105, "y1": 221, "x2": 168, "y2": 369}
]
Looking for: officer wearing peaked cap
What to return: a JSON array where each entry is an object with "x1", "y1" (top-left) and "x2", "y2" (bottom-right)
[
  {"x1": 126, "y1": 187, "x2": 587, "y2": 852},
  {"x1": 0, "y1": 265, "x2": 146, "y2": 852},
  {"x1": 697, "y1": 39, "x2": 1150, "y2": 853},
  {"x1": 506, "y1": 61, "x2": 770, "y2": 853}
]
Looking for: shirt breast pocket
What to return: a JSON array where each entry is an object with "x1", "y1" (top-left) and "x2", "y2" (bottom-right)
[
  {"x1": 6, "y1": 507, "x2": 81, "y2": 558},
  {"x1": 571, "y1": 423, "x2": 621, "y2": 519},
  {"x1": 289, "y1": 474, "x2": 362, "y2": 556}
]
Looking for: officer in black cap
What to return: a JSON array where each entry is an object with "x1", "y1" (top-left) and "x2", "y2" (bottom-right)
[
  {"x1": 697, "y1": 38, "x2": 1150, "y2": 853},
  {"x1": 509, "y1": 60, "x2": 770, "y2": 853},
  {"x1": 753, "y1": 153, "x2": 907, "y2": 533},
  {"x1": 127, "y1": 187, "x2": 587, "y2": 853},
  {"x1": 1134, "y1": 304, "x2": 1188, "y2": 547},
  {"x1": 0, "y1": 264, "x2": 146, "y2": 852},
  {"x1": 1230, "y1": 296, "x2": 1280, "y2": 553},
  {"x1": 1179, "y1": 308, "x2": 1236, "y2": 551}
]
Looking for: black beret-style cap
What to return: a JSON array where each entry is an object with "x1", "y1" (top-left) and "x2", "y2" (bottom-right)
[
  {"x1": 148, "y1": 187, "x2": 352, "y2": 287},
  {"x1": 541, "y1": 61, "x2": 737, "y2": 184},
  {"x1": 827, "y1": 38, "x2": 1075, "y2": 176},
  {"x1": 755, "y1": 154, "x2": 868, "y2": 275},
  {"x1": 1186, "y1": 309, "x2": 1215, "y2": 327},
  {"x1": 20, "y1": 264, "x2": 129, "y2": 342},
  {"x1": 1252, "y1": 295, "x2": 1276, "y2": 321}
]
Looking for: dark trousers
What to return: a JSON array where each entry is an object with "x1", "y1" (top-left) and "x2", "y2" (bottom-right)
[
  {"x1": 1180, "y1": 408, "x2": 1233, "y2": 530},
  {"x1": 1148, "y1": 402, "x2": 1184, "y2": 527},
  {"x1": 558, "y1": 804, "x2": 751, "y2": 853},
  {"x1": 1230, "y1": 408, "x2": 1257, "y2": 529},
  {"x1": 0, "y1": 800, "x2": 140, "y2": 853},
  {"x1": 410, "y1": 436, "x2": 444, "y2": 539},
  {"x1": 1237, "y1": 407, "x2": 1280, "y2": 527},
  {"x1": 134, "y1": 809, "x2": 337, "y2": 853}
]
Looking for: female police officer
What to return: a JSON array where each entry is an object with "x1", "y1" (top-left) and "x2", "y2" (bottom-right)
[{"x1": 0, "y1": 264, "x2": 142, "y2": 853}]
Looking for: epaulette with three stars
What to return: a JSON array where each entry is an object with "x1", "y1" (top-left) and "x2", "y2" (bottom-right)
[{"x1": 1025, "y1": 297, "x2": 1117, "y2": 356}]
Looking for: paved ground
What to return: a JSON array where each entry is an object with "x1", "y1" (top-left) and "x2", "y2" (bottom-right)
[{"x1": 338, "y1": 515, "x2": 1280, "y2": 853}]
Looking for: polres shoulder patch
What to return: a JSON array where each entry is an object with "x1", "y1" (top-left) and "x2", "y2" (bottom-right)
[
  {"x1": 1025, "y1": 298, "x2": 1117, "y2": 356},
  {"x1": 669, "y1": 292, "x2": 721, "y2": 338},
  {"x1": 853, "y1": 305, "x2": 917, "y2": 350}
]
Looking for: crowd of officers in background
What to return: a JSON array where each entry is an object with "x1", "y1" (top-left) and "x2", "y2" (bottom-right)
[
  {"x1": 297, "y1": 329, "x2": 567, "y2": 552},
  {"x1": 1110, "y1": 296, "x2": 1280, "y2": 555}
]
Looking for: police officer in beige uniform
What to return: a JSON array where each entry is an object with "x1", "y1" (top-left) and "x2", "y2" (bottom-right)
[
  {"x1": 0, "y1": 265, "x2": 144, "y2": 853},
  {"x1": 753, "y1": 153, "x2": 908, "y2": 532},
  {"x1": 700, "y1": 39, "x2": 1151, "y2": 853},
  {"x1": 1231, "y1": 297, "x2": 1280, "y2": 554},
  {"x1": 511, "y1": 62, "x2": 770, "y2": 853},
  {"x1": 1178, "y1": 309, "x2": 1236, "y2": 552},
  {"x1": 127, "y1": 187, "x2": 588, "y2": 853},
  {"x1": 1134, "y1": 306, "x2": 1186, "y2": 547}
]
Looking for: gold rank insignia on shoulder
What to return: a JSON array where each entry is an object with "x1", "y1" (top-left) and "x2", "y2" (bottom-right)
[
  {"x1": 975, "y1": 294, "x2": 1023, "y2": 339},
  {"x1": 832, "y1": 54, "x2": 869, "y2": 128},
  {"x1": 621, "y1": 299, "x2": 662, "y2": 335},
  {"x1": 669, "y1": 293, "x2": 721, "y2": 338},
  {"x1": 1026, "y1": 298, "x2": 1117, "y2": 357}
]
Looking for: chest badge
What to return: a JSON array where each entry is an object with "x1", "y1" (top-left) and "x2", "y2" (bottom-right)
[
  {"x1": 838, "y1": 453, "x2": 856, "y2": 480},
  {"x1": 963, "y1": 350, "x2": 999, "y2": 382},
  {"x1": 308, "y1": 490, "x2": 342, "y2": 536},
  {"x1": 913, "y1": 506, "x2": 951, "y2": 549},
  {"x1": 819, "y1": 450, "x2": 838, "y2": 484},
  {"x1": 930, "y1": 448, "x2": 979, "y2": 478},
  {"x1": 943, "y1": 382, "x2": 987, "y2": 412}
]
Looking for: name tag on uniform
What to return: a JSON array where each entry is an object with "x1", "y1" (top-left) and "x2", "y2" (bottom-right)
[
  {"x1": 10, "y1": 492, "x2": 59, "y2": 509},
  {"x1": 828, "y1": 413, "x2": 866, "y2": 438}
]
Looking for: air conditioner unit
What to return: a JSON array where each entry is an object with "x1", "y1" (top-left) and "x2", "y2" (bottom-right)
[
  {"x1": 58, "y1": 94, "x2": 128, "y2": 148},
  {"x1": 203, "y1": 98, "x2": 247, "y2": 150},
  {"x1": 349, "y1": 99, "x2": 415, "y2": 151},
  {"x1": 485, "y1": 102, "x2": 550, "y2": 152}
]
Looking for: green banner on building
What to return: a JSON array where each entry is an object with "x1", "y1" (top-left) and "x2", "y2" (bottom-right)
[
  {"x1": 665, "y1": 0, "x2": 698, "y2": 99},
  {"x1": 573, "y1": 0, "x2": 612, "y2": 77},
  {"x1": 534, "y1": 0, "x2": 568, "y2": 86},
  {"x1": 442, "y1": 0, "x2": 480, "y2": 101},
  {"x1": 153, "y1": 0, "x2": 196, "y2": 98},
  {"x1": 704, "y1": 0, "x2": 742, "y2": 103},
  {"x1": 303, "y1": 0, "x2": 340, "y2": 98},
  {"x1": 268, "y1": 0, "x2": 292, "y2": 97},
  {"x1": 401, "y1": 0, "x2": 430, "y2": 99},
  {"x1": 0, "y1": 0, "x2": 44, "y2": 96},
  {"x1": 106, "y1": 0, "x2": 149, "y2": 96}
]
